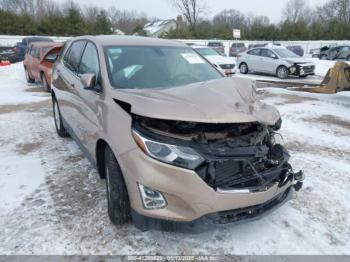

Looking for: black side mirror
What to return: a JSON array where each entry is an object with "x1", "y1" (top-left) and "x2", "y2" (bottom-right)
[{"x1": 81, "y1": 73, "x2": 96, "y2": 90}]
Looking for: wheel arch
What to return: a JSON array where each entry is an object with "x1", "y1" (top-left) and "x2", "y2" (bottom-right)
[
  {"x1": 239, "y1": 61, "x2": 248, "y2": 68},
  {"x1": 95, "y1": 139, "x2": 109, "y2": 179},
  {"x1": 276, "y1": 64, "x2": 288, "y2": 72}
]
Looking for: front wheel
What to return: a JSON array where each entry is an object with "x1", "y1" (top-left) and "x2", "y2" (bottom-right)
[
  {"x1": 277, "y1": 66, "x2": 289, "y2": 79},
  {"x1": 239, "y1": 63, "x2": 249, "y2": 74},
  {"x1": 105, "y1": 146, "x2": 131, "y2": 225},
  {"x1": 52, "y1": 96, "x2": 69, "y2": 137}
]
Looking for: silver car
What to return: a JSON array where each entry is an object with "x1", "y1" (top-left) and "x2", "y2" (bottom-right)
[{"x1": 237, "y1": 46, "x2": 316, "y2": 79}]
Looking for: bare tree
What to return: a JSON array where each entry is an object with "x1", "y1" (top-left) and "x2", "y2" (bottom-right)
[
  {"x1": 212, "y1": 9, "x2": 246, "y2": 29},
  {"x1": 108, "y1": 7, "x2": 148, "y2": 34},
  {"x1": 0, "y1": 0, "x2": 36, "y2": 16},
  {"x1": 36, "y1": 0, "x2": 61, "y2": 18},
  {"x1": 317, "y1": 0, "x2": 350, "y2": 23},
  {"x1": 171, "y1": 0, "x2": 206, "y2": 28},
  {"x1": 282, "y1": 0, "x2": 311, "y2": 23},
  {"x1": 83, "y1": 5, "x2": 101, "y2": 21}
]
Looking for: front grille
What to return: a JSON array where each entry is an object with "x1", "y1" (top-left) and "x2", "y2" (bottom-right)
[
  {"x1": 208, "y1": 187, "x2": 291, "y2": 224},
  {"x1": 195, "y1": 144, "x2": 288, "y2": 190},
  {"x1": 196, "y1": 158, "x2": 281, "y2": 190},
  {"x1": 214, "y1": 159, "x2": 262, "y2": 189},
  {"x1": 302, "y1": 65, "x2": 315, "y2": 74},
  {"x1": 219, "y1": 64, "x2": 235, "y2": 70}
]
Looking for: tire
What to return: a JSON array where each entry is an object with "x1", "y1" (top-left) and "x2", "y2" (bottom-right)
[
  {"x1": 239, "y1": 62, "x2": 248, "y2": 74},
  {"x1": 320, "y1": 54, "x2": 328, "y2": 60},
  {"x1": 105, "y1": 146, "x2": 131, "y2": 225},
  {"x1": 41, "y1": 73, "x2": 50, "y2": 92},
  {"x1": 52, "y1": 96, "x2": 69, "y2": 137},
  {"x1": 277, "y1": 66, "x2": 289, "y2": 79},
  {"x1": 25, "y1": 68, "x2": 35, "y2": 83}
]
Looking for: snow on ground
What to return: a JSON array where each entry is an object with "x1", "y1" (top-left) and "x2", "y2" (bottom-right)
[{"x1": 0, "y1": 62, "x2": 349, "y2": 255}]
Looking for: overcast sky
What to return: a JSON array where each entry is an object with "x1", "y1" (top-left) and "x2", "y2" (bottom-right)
[{"x1": 57, "y1": 0, "x2": 330, "y2": 22}]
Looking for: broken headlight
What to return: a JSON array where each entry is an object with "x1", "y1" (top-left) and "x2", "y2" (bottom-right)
[{"x1": 132, "y1": 130, "x2": 204, "y2": 170}]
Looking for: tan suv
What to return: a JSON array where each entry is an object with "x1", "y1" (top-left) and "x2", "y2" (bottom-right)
[{"x1": 51, "y1": 36, "x2": 304, "y2": 232}]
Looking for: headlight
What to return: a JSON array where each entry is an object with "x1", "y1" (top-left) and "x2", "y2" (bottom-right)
[
  {"x1": 132, "y1": 130, "x2": 204, "y2": 170},
  {"x1": 270, "y1": 117, "x2": 282, "y2": 131}
]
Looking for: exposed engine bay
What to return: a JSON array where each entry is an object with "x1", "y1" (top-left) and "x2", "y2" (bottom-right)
[{"x1": 133, "y1": 115, "x2": 304, "y2": 193}]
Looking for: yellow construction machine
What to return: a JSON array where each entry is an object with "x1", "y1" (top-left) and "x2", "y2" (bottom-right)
[{"x1": 294, "y1": 61, "x2": 350, "y2": 94}]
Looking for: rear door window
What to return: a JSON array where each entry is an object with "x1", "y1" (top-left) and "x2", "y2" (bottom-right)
[
  {"x1": 247, "y1": 48, "x2": 261, "y2": 56},
  {"x1": 66, "y1": 41, "x2": 86, "y2": 72}
]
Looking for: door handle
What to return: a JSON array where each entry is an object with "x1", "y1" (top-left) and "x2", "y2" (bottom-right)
[{"x1": 70, "y1": 83, "x2": 75, "y2": 88}]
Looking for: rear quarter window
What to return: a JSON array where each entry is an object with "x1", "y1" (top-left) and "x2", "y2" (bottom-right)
[
  {"x1": 247, "y1": 49, "x2": 261, "y2": 56},
  {"x1": 30, "y1": 47, "x2": 40, "y2": 58}
]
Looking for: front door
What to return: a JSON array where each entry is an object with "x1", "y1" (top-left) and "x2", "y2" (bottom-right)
[
  {"x1": 73, "y1": 42, "x2": 103, "y2": 157},
  {"x1": 258, "y1": 49, "x2": 278, "y2": 74}
]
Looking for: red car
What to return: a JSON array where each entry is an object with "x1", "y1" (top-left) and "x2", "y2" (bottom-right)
[{"x1": 23, "y1": 42, "x2": 63, "y2": 91}]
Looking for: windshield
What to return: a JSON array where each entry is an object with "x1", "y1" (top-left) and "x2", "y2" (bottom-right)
[
  {"x1": 105, "y1": 46, "x2": 222, "y2": 89},
  {"x1": 273, "y1": 48, "x2": 299, "y2": 58},
  {"x1": 195, "y1": 47, "x2": 220, "y2": 56}
]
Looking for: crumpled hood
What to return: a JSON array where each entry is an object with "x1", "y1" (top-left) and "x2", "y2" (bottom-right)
[
  {"x1": 205, "y1": 55, "x2": 236, "y2": 65},
  {"x1": 283, "y1": 57, "x2": 314, "y2": 64},
  {"x1": 111, "y1": 78, "x2": 280, "y2": 125}
]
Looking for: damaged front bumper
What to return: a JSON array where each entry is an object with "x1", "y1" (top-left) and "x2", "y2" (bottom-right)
[
  {"x1": 289, "y1": 63, "x2": 315, "y2": 76},
  {"x1": 132, "y1": 186, "x2": 294, "y2": 233},
  {"x1": 124, "y1": 116, "x2": 304, "y2": 232}
]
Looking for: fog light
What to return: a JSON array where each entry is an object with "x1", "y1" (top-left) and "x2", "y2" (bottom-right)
[{"x1": 138, "y1": 184, "x2": 167, "y2": 209}]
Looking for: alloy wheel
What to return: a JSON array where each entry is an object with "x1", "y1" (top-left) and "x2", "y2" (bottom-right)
[{"x1": 277, "y1": 67, "x2": 288, "y2": 79}]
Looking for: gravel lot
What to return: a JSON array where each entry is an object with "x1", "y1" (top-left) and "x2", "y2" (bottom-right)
[{"x1": 0, "y1": 63, "x2": 349, "y2": 255}]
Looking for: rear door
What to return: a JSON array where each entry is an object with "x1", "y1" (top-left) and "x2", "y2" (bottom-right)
[
  {"x1": 28, "y1": 46, "x2": 41, "y2": 80},
  {"x1": 52, "y1": 40, "x2": 87, "y2": 133},
  {"x1": 245, "y1": 48, "x2": 261, "y2": 71}
]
